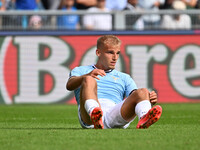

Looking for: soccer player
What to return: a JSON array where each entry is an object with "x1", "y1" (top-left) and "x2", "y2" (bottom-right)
[{"x1": 66, "y1": 35, "x2": 162, "y2": 129}]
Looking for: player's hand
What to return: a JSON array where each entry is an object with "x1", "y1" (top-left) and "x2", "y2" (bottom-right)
[
  {"x1": 149, "y1": 90, "x2": 157, "y2": 105},
  {"x1": 87, "y1": 69, "x2": 106, "y2": 80}
]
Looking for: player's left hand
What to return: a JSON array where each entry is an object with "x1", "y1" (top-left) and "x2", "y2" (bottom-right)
[{"x1": 149, "y1": 91, "x2": 157, "y2": 105}]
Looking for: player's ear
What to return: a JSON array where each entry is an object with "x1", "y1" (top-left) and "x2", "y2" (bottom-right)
[{"x1": 96, "y1": 49, "x2": 101, "y2": 56}]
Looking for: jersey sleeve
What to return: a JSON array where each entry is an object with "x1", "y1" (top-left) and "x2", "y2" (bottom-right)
[
  {"x1": 125, "y1": 74, "x2": 138, "y2": 97},
  {"x1": 69, "y1": 67, "x2": 82, "y2": 78}
]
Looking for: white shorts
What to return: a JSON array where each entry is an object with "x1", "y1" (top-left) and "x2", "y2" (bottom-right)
[{"x1": 78, "y1": 98, "x2": 136, "y2": 129}]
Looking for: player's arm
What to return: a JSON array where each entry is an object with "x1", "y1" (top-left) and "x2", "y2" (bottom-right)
[
  {"x1": 66, "y1": 75, "x2": 85, "y2": 91},
  {"x1": 66, "y1": 69, "x2": 106, "y2": 91}
]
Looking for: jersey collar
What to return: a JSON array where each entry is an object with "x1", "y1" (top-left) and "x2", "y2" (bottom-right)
[{"x1": 92, "y1": 65, "x2": 113, "y2": 73}]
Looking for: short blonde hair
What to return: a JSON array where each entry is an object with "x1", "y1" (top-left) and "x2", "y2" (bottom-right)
[{"x1": 97, "y1": 35, "x2": 121, "y2": 50}]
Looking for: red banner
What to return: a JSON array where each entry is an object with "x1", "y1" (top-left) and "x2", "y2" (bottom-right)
[{"x1": 0, "y1": 35, "x2": 199, "y2": 104}]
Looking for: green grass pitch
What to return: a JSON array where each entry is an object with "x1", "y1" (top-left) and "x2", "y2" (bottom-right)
[{"x1": 0, "y1": 103, "x2": 199, "y2": 150}]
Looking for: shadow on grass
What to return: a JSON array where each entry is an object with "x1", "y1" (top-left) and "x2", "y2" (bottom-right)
[
  {"x1": 0, "y1": 127, "x2": 138, "y2": 130},
  {"x1": 0, "y1": 127, "x2": 83, "y2": 130}
]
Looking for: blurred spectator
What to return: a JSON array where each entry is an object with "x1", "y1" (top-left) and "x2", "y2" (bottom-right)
[
  {"x1": 40, "y1": 0, "x2": 62, "y2": 30},
  {"x1": 41, "y1": 0, "x2": 62, "y2": 10},
  {"x1": 195, "y1": 0, "x2": 200, "y2": 8},
  {"x1": 159, "y1": 0, "x2": 174, "y2": 9},
  {"x1": 106, "y1": 0, "x2": 127, "y2": 10},
  {"x1": 124, "y1": 0, "x2": 144, "y2": 30},
  {"x1": 161, "y1": 0, "x2": 191, "y2": 30},
  {"x1": 193, "y1": 0, "x2": 200, "y2": 28},
  {"x1": 15, "y1": 0, "x2": 38, "y2": 10},
  {"x1": 181, "y1": 0, "x2": 197, "y2": 9},
  {"x1": 1, "y1": 0, "x2": 16, "y2": 30},
  {"x1": 15, "y1": 0, "x2": 44, "y2": 29},
  {"x1": 4, "y1": 0, "x2": 15, "y2": 10},
  {"x1": 75, "y1": 0, "x2": 97, "y2": 9},
  {"x1": 83, "y1": 0, "x2": 112, "y2": 30},
  {"x1": 138, "y1": 0, "x2": 165, "y2": 29},
  {"x1": 29, "y1": 15, "x2": 43, "y2": 30},
  {"x1": 0, "y1": 0, "x2": 6, "y2": 29},
  {"x1": 57, "y1": 0, "x2": 80, "y2": 30},
  {"x1": 0, "y1": 0, "x2": 6, "y2": 10}
]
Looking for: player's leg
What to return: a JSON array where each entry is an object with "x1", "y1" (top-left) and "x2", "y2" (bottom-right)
[
  {"x1": 79, "y1": 76, "x2": 103, "y2": 128},
  {"x1": 121, "y1": 88, "x2": 162, "y2": 128},
  {"x1": 136, "y1": 105, "x2": 162, "y2": 129},
  {"x1": 121, "y1": 88, "x2": 150, "y2": 121}
]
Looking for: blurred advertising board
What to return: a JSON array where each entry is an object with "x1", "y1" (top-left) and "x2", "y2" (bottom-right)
[{"x1": 0, "y1": 35, "x2": 199, "y2": 104}]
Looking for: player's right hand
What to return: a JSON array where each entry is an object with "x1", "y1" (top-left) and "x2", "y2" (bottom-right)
[{"x1": 87, "y1": 69, "x2": 106, "y2": 80}]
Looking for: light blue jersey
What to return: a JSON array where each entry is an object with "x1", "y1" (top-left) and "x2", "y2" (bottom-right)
[{"x1": 69, "y1": 65, "x2": 138, "y2": 105}]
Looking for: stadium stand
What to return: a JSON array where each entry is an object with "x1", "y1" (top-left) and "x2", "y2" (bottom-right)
[{"x1": 0, "y1": 0, "x2": 200, "y2": 31}]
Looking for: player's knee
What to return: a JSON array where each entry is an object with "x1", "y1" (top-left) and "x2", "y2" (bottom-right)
[
  {"x1": 131, "y1": 88, "x2": 149, "y2": 103},
  {"x1": 137, "y1": 88, "x2": 149, "y2": 95},
  {"x1": 82, "y1": 76, "x2": 97, "y2": 87}
]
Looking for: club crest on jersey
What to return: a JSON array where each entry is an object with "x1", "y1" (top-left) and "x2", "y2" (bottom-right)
[{"x1": 111, "y1": 76, "x2": 119, "y2": 82}]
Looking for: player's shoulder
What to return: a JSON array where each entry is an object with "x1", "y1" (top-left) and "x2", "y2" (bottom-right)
[
  {"x1": 70, "y1": 65, "x2": 94, "y2": 76},
  {"x1": 73, "y1": 65, "x2": 93, "y2": 71}
]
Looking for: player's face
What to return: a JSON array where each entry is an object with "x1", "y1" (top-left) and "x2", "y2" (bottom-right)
[{"x1": 96, "y1": 44, "x2": 121, "y2": 70}]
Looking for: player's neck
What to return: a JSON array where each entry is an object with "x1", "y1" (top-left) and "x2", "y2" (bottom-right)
[{"x1": 94, "y1": 64, "x2": 106, "y2": 70}]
